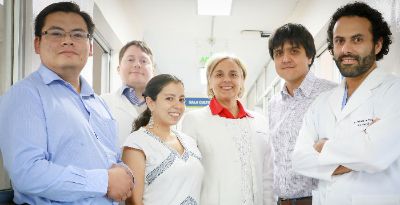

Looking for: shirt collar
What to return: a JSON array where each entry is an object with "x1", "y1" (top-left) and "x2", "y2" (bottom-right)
[
  {"x1": 281, "y1": 71, "x2": 316, "y2": 98},
  {"x1": 38, "y1": 64, "x2": 95, "y2": 97},
  {"x1": 209, "y1": 97, "x2": 253, "y2": 119},
  {"x1": 120, "y1": 84, "x2": 131, "y2": 95},
  {"x1": 38, "y1": 64, "x2": 63, "y2": 84},
  {"x1": 79, "y1": 77, "x2": 95, "y2": 97},
  {"x1": 122, "y1": 85, "x2": 146, "y2": 106}
]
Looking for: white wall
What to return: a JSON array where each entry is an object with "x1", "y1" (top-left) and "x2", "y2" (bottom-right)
[
  {"x1": 94, "y1": 0, "x2": 143, "y2": 44},
  {"x1": 94, "y1": 0, "x2": 145, "y2": 92},
  {"x1": 285, "y1": 0, "x2": 352, "y2": 36}
]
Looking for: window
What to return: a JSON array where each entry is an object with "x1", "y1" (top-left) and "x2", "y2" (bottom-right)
[
  {"x1": 0, "y1": 0, "x2": 12, "y2": 191},
  {"x1": 0, "y1": 0, "x2": 12, "y2": 96},
  {"x1": 91, "y1": 32, "x2": 112, "y2": 94}
]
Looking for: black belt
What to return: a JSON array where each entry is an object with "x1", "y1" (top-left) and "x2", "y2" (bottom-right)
[{"x1": 277, "y1": 196, "x2": 312, "y2": 205}]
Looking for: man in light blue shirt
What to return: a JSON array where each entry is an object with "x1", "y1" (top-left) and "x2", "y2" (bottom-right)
[{"x1": 0, "y1": 2, "x2": 134, "y2": 204}]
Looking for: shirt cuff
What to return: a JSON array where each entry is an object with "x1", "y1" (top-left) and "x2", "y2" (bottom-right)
[{"x1": 85, "y1": 169, "x2": 108, "y2": 197}]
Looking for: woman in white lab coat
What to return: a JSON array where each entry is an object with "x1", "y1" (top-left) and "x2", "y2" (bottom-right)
[{"x1": 182, "y1": 53, "x2": 275, "y2": 205}]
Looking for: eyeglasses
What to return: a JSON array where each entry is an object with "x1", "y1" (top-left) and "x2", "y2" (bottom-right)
[{"x1": 41, "y1": 29, "x2": 92, "y2": 42}]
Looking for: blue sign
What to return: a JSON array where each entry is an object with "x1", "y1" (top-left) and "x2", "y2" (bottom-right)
[{"x1": 185, "y1": 97, "x2": 210, "y2": 107}]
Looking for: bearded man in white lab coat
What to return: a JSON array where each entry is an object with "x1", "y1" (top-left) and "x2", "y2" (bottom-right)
[{"x1": 292, "y1": 2, "x2": 400, "y2": 205}]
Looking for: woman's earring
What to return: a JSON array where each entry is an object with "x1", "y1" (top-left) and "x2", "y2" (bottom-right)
[
  {"x1": 148, "y1": 114, "x2": 154, "y2": 129},
  {"x1": 209, "y1": 89, "x2": 214, "y2": 97}
]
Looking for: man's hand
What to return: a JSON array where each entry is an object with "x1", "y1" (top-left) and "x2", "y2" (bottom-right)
[
  {"x1": 107, "y1": 164, "x2": 134, "y2": 202},
  {"x1": 313, "y1": 138, "x2": 328, "y2": 153}
]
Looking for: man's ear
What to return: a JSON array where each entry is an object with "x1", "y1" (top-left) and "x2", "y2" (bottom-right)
[
  {"x1": 375, "y1": 37, "x2": 383, "y2": 55},
  {"x1": 34, "y1": 37, "x2": 41, "y2": 54}
]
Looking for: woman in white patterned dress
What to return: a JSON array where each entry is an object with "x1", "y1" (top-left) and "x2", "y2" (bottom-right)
[
  {"x1": 122, "y1": 74, "x2": 203, "y2": 205},
  {"x1": 181, "y1": 53, "x2": 275, "y2": 205}
]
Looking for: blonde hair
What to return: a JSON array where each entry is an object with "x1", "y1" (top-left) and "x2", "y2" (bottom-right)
[{"x1": 205, "y1": 53, "x2": 247, "y2": 98}]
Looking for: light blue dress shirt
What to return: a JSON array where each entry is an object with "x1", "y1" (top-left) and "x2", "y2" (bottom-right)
[{"x1": 0, "y1": 65, "x2": 120, "y2": 204}]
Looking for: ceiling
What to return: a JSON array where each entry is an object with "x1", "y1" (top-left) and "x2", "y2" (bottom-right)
[{"x1": 130, "y1": 0, "x2": 299, "y2": 97}]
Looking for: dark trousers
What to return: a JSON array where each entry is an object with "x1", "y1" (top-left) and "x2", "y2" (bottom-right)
[{"x1": 277, "y1": 196, "x2": 312, "y2": 205}]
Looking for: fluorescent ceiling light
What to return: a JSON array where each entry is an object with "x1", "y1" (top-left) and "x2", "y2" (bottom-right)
[{"x1": 197, "y1": 0, "x2": 232, "y2": 16}]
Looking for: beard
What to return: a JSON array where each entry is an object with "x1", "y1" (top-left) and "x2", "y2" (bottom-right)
[{"x1": 334, "y1": 49, "x2": 375, "y2": 78}]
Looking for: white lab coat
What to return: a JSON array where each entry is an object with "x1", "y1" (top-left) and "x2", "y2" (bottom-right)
[
  {"x1": 292, "y1": 68, "x2": 400, "y2": 205},
  {"x1": 181, "y1": 107, "x2": 275, "y2": 205},
  {"x1": 101, "y1": 87, "x2": 146, "y2": 146}
]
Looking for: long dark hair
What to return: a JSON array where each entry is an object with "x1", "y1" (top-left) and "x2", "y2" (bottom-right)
[{"x1": 132, "y1": 74, "x2": 183, "y2": 132}]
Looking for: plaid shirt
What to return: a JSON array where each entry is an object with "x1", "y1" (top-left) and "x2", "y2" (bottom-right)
[{"x1": 268, "y1": 71, "x2": 336, "y2": 198}]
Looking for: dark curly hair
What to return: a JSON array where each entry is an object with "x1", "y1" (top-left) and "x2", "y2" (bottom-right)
[
  {"x1": 327, "y1": 2, "x2": 392, "y2": 61},
  {"x1": 269, "y1": 23, "x2": 316, "y2": 67}
]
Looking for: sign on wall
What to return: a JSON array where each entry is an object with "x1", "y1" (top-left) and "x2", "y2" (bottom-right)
[{"x1": 185, "y1": 97, "x2": 210, "y2": 107}]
